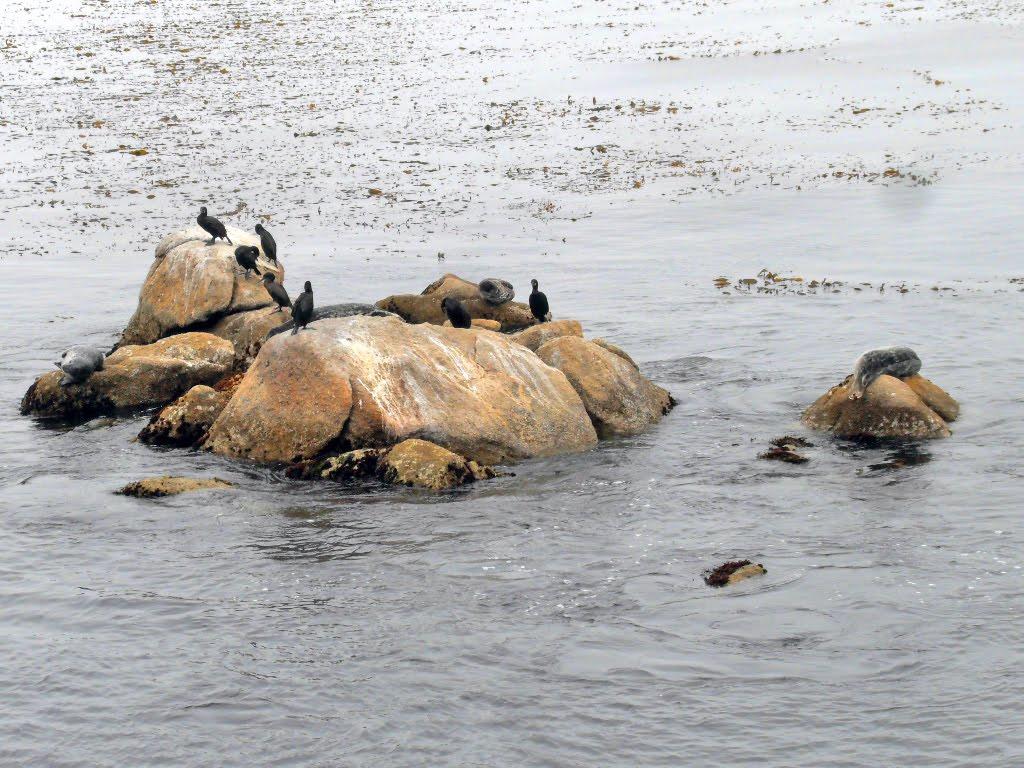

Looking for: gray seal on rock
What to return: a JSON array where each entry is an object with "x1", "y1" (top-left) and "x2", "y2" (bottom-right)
[
  {"x1": 850, "y1": 346, "x2": 922, "y2": 399},
  {"x1": 54, "y1": 345, "x2": 105, "y2": 387},
  {"x1": 478, "y1": 278, "x2": 515, "y2": 305}
]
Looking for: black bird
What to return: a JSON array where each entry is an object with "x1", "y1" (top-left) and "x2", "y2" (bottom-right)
[
  {"x1": 234, "y1": 245, "x2": 262, "y2": 277},
  {"x1": 261, "y1": 274, "x2": 291, "y2": 312},
  {"x1": 254, "y1": 223, "x2": 277, "y2": 264},
  {"x1": 529, "y1": 278, "x2": 549, "y2": 323},
  {"x1": 441, "y1": 296, "x2": 472, "y2": 329},
  {"x1": 197, "y1": 206, "x2": 232, "y2": 245},
  {"x1": 291, "y1": 281, "x2": 314, "y2": 334}
]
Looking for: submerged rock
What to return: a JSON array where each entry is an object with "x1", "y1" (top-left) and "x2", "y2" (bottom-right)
[
  {"x1": 802, "y1": 374, "x2": 955, "y2": 439},
  {"x1": 375, "y1": 274, "x2": 536, "y2": 331},
  {"x1": 703, "y1": 560, "x2": 767, "y2": 587},
  {"x1": 22, "y1": 333, "x2": 234, "y2": 419},
  {"x1": 117, "y1": 475, "x2": 235, "y2": 498},
  {"x1": 536, "y1": 336, "x2": 674, "y2": 437},
  {"x1": 511, "y1": 319, "x2": 583, "y2": 352},
  {"x1": 204, "y1": 315, "x2": 597, "y2": 464},
  {"x1": 121, "y1": 225, "x2": 284, "y2": 346},
  {"x1": 379, "y1": 438, "x2": 498, "y2": 490},
  {"x1": 138, "y1": 384, "x2": 231, "y2": 447}
]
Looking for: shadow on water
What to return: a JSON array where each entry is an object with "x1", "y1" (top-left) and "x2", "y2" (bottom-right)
[{"x1": 835, "y1": 438, "x2": 935, "y2": 475}]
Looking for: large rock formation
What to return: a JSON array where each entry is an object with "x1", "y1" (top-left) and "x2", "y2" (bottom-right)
[
  {"x1": 204, "y1": 315, "x2": 598, "y2": 464},
  {"x1": 802, "y1": 374, "x2": 957, "y2": 439},
  {"x1": 22, "y1": 333, "x2": 234, "y2": 419},
  {"x1": 536, "y1": 336, "x2": 674, "y2": 437},
  {"x1": 206, "y1": 307, "x2": 291, "y2": 365},
  {"x1": 138, "y1": 384, "x2": 232, "y2": 447},
  {"x1": 375, "y1": 274, "x2": 537, "y2": 331},
  {"x1": 120, "y1": 225, "x2": 284, "y2": 346},
  {"x1": 512, "y1": 319, "x2": 583, "y2": 352}
]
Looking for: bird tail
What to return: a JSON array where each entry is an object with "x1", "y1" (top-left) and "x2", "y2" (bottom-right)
[{"x1": 254, "y1": 265, "x2": 262, "y2": 275}]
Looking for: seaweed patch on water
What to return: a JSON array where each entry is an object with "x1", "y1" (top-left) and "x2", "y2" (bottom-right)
[
  {"x1": 713, "y1": 269, "x2": 1000, "y2": 297},
  {"x1": 759, "y1": 435, "x2": 813, "y2": 464}
]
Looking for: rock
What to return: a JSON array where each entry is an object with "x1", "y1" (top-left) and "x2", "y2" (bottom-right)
[
  {"x1": 443, "y1": 318, "x2": 502, "y2": 332},
  {"x1": 536, "y1": 336, "x2": 674, "y2": 437},
  {"x1": 703, "y1": 560, "x2": 766, "y2": 587},
  {"x1": 759, "y1": 446, "x2": 809, "y2": 464},
  {"x1": 511, "y1": 319, "x2": 583, "y2": 352},
  {"x1": 117, "y1": 476, "x2": 234, "y2": 498},
  {"x1": 904, "y1": 374, "x2": 959, "y2": 422},
  {"x1": 22, "y1": 333, "x2": 234, "y2": 419},
  {"x1": 375, "y1": 273, "x2": 537, "y2": 331},
  {"x1": 264, "y1": 303, "x2": 396, "y2": 339},
  {"x1": 121, "y1": 226, "x2": 284, "y2": 346},
  {"x1": 206, "y1": 306, "x2": 291, "y2": 364},
  {"x1": 316, "y1": 448, "x2": 386, "y2": 481},
  {"x1": 138, "y1": 385, "x2": 232, "y2": 447},
  {"x1": 204, "y1": 315, "x2": 597, "y2": 464},
  {"x1": 379, "y1": 439, "x2": 498, "y2": 490},
  {"x1": 802, "y1": 374, "x2": 953, "y2": 439},
  {"x1": 591, "y1": 338, "x2": 638, "y2": 370}
]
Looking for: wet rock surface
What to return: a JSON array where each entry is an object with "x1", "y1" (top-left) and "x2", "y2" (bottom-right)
[
  {"x1": 138, "y1": 385, "x2": 232, "y2": 447},
  {"x1": 205, "y1": 315, "x2": 598, "y2": 464},
  {"x1": 22, "y1": 333, "x2": 234, "y2": 420},
  {"x1": 121, "y1": 226, "x2": 284, "y2": 346},
  {"x1": 116, "y1": 476, "x2": 235, "y2": 498},
  {"x1": 536, "y1": 335, "x2": 674, "y2": 437},
  {"x1": 802, "y1": 374, "x2": 956, "y2": 439},
  {"x1": 511, "y1": 319, "x2": 584, "y2": 352},
  {"x1": 379, "y1": 439, "x2": 499, "y2": 490}
]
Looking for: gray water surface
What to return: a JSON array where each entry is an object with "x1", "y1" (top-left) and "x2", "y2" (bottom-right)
[{"x1": 1, "y1": 0, "x2": 1023, "y2": 765}]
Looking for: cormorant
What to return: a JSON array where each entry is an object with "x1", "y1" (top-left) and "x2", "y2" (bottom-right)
[
  {"x1": 441, "y1": 296, "x2": 472, "y2": 328},
  {"x1": 291, "y1": 281, "x2": 314, "y2": 334},
  {"x1": 529, "y1": 278, "x2": 549, "y2": 323},
  {"x1": 262, "y1": 274, "x2": 291, "y2": 312},
  {"x1": 234, "y1": 245, "x2": 262, "y2": 277},
  {"x1": 254, "y1": 223, "x2": 277, "y2": 264},
  {"x1": 197, "y1": 206, "x2": 232, "y2": 244}
]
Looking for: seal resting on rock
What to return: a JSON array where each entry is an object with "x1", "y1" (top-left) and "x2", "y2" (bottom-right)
[
  {"x1": 54, "y1": 345, "x2": 105, "y2": 387},
  {"x1": 850, "y1": 346, "x2": 921, "y2": 399},
  {"x1": 478, "y1": 278, "x2": 515, "y2": 305},
  {"x1": 196, "y1": 206, "x2": 232, "y2": 245}
]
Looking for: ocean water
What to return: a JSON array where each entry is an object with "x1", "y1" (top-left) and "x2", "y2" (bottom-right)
[{"x1": 1, "y1": 0, "x2": 1022, "y2": 765}]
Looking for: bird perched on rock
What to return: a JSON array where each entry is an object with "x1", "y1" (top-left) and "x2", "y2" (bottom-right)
[
  {"x1": 529, "y1": 278, "x2": 549, "y2": 323},
  {"x1": 234, "y1": 246, "x2": 262, "y2": 277},
  {"x1": 291, "y1": 281, "x2": 314, "y2": 334},
  {"x1": 254, "y1": 223, "x2": 277, "y2": 264},
  {"x1": 197, "y1": 206, "x2": 232, "y2": 244},
  {"x1": 262, "y1": 274, "x2": 291, "y2": 312},
  {"x1": 441, "y1": 296, "x2": 473, "y2": 328}
]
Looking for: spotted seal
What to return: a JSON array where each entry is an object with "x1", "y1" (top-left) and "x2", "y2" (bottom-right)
[
  {"x1": 850, "y1": 346, "x2": 922, "y2": 399},
  {"x1": 55, "y1": 345, "x2": 105, "y2": 387},
  {"x1": 478, "y1": 278, "x2": 515, "y2": 305}
]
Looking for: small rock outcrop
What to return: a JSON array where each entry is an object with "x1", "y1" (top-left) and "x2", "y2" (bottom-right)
[
  {"x1": 22, "y1": 333, "x2": 234, "y2": 419},
  {"x1": 703, "y1": 560, "x2": 767, "y2": 587},
  {"x1": 375, "y1": 274, "x2": 537, "y2": 331},
  {"x1": 536, "y1": 336, "x2": 674, "y2": 437},
  {"x1": 802, "y1": 374, "x2": 957, "y2": 439},
  {"x1": 117, "y1": 476, "x2": 235, "y2": 498},
  {"x1": 138, "y1": 384, "x2": 232, "y2": 446},
  {"x1": 204, "y1": 315, "x2": 598, "y2": 464},
  {"x1": 512, "y1": 319, "x2": 583, "y2": 352},
  {"x1": 120, "y1": 225, "x2": 284, "y2": 346}
]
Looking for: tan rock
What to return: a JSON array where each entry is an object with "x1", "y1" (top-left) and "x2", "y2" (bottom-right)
[
  {"x1": 904, "y1": 374, "x2": 959, "y2": 422},
  {"x1": 727, "y1": 563, "x2": 767, "y2": 585},
  {"x1": 379, "y1": 438, "x2": 497, "y2": 490},
  {"x1": 592, "y1": 338, "x2": 638, "y2": 370},
  {"x1": 375, "y1": 273, "x2": 536, "y2": 331},
  {"x1": 117, "y1": 476, "x2": 234, "y2": 498},
  {"x1": 802, "y1": 374, "x2": 952, "y2": 439},
  {"x1": 121, "y1": 226, "x2": 284, "y2": 346},
  {"x1": 138, "y1": 385, "x2": 231, "y2": 446},
  {"x1": 22, "y1": 333, "x2": 234, "y2": 419},
  {"x1": 511, "y1": 319, "x2": 583, "y2": 352},
  {"x1": 205, "y1": 316, "x2": 597, "y2": 464},
  {"x1": 206, "y1": 306, "x2": 292, "y2": 364},
  {"x1": 442, "y1": 318, "x2": 502, "y2": 332},
  {"x1": 536, "y1": 336, "x2": 674, "y2": 437}
]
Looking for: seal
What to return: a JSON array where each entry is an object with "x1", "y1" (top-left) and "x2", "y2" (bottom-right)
[
  {"x1": 291, "y1": 281, "x2": 314, "y2": 334},
  {"x1": 254, "y1": 223, "x2": 277, "y2": 264},
  {"x1": 54, "y1": 345, "x2": 105, "y2": 387},
  {"x1": 850, "y1": 346, "x2": 922, "y2": 399},
  {"x1": 441, "y1": 296, "x2": 472, "y2": 328},
  {"x1": 234, "y1": 245, "x2": 262, "y2": 278},
  {"x1": 478, "y1": 278, "x2": 514, "y2": 305},
  {"x1": 529, "y1": 278, "x2": 550, "y2": 323},
  {"x1": 197, "y1": 206, "x2": 232, "y2": 245},
  {"x1": 262, "y1": 274, "x2": 291, "y2": 312}
]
